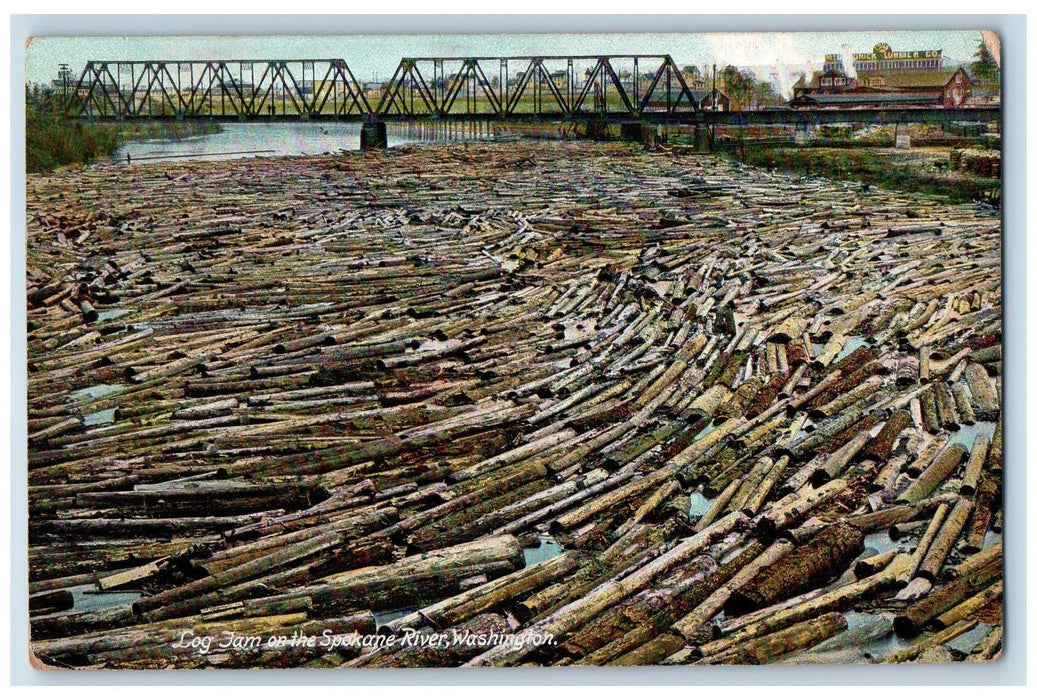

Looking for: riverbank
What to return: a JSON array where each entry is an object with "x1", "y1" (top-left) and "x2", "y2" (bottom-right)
[
  {"x1": 690, "y1": 121, "x2": 1001, "y2": 205},
  {"x1": 724, "y1": 144, "x2": 1001, "y2": 205},
  {"x1": 114, "y1": 119, "x2": 222, "y2": 144},
  {"x1": 26, "y1": 112, "x2": 222, "y2": 173},
  {"x1": 26, "y1": 141, "x2": 1002, "y2": 669}
]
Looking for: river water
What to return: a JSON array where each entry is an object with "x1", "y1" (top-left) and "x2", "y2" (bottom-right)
[{"x1": 112, "y1": 122, "x2": 426, "y2": 164}]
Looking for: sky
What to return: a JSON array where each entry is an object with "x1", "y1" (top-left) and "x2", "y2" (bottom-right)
[{"x1": 26, "y1": 30, "x2": 989, "y2": 98}]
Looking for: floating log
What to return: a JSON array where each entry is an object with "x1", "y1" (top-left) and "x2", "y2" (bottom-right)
[
  {"x1": 950, "y1": 383, "x2": 977, "y2": 425},
  {"x1": 724, "y1": 523, "x2": 864, "y2": 616},
  {"x1": 931, "y1": 581, "x2": 1002, "y2": 631},
  {"x1": 897, "y1": 502, "x2": 950, "y2": 586},
  {"x1": 964, "y1": 363, "x2": 999, "y2": 420},
  {"x1": 958, "y1": 437, "x2": 990, "y2": 497},
  {"x1": 919, "y1": 389, "x2": 940, "y2": 433},
  {"x1": 384, "y1": 551, "x2": 578, "y2": 633},
  {"x1": 465, "y1": 511, "x2": 748, "y2": 667},
  {"x1": 897, "y1": 443, "x2": 968, "y2": 503},
  {"x1": 877, "y1": 619, "x2": 978, "y2": 664},
  {"x1": 133, "y1": 531, "x2": 344, "y2": 619},
  {"x1": 754, "y1": 478, "x2": 850, "y2": 537},
  {"x1": 591, "y1": 542, "x2": 764, "y2": 665},
  {"x1": 784, "y1": 614, "x2": 894, "y2": 665},
  {"x1": 862, "y1": 410, "x2": 912, "y2": 462},
  {"x1": 892, "y1": 551, "x2": 1002, "y2": 637},
  {"x1": 29, "y1": 589, "x2": 75, "y2": 616},
  {"x1": 808, "y1": 429, "x2": 871, "y2": 487},
  {"x1": 696, "y1": 611, "x2": 847, "y2": 665},
  {"x1": 987, "y1": 418, "x2": 1003, "y2": 473},
  {"x1": 670, "y1": 539, "x2": 793, "y2": 642},
  {"x1": 917, "y1": 497, "x2": 974, "y2": 582},
  {"x1": 696, "y1": 553, "x2": 914, "y2": 661}
]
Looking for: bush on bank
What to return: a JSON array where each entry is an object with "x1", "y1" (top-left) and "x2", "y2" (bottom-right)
[
  {"x1": 25, "y1": 85, "x2": 121, "y2": 173},
  {"x1": 25, "y1": 85, "x2": 221, "y2": 173}
]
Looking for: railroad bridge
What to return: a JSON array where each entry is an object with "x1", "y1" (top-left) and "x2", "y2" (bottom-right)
[{"x1": 66, "y1": 55, "x2": 1001, "y2": 148}]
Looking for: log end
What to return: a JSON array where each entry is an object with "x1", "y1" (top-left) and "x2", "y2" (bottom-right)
[
  {"x1": 510, "y1": 603, "x2": 534, "y2": 625},
  {"x1": 808, "y1": 470, "x2": 833, "y2": 488},
  {"x1": 807, "y1": 408, "x2": 828, "y2": 422},
  {"x1": 723, "y1": 591, "x2": 758, "y2": 618},
  {"x1": 29, "y1": 589, "x2": 74, "y2": 615},
  {"x1": 892, "y1": 614, "x2": 921, "y2": 638}
]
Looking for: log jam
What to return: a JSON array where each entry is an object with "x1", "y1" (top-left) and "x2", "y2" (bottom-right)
[{"x1": 25, "y1": 139, "x2": 1002, "y2": 668}]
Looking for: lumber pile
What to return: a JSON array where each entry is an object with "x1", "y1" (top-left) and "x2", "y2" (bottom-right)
[
  {"x1": 950, "y1": 148, "x2": 1001, "y2": 178},
  {"x1": 26, "y1": 140, "x2": 1002, "y2": 668}
]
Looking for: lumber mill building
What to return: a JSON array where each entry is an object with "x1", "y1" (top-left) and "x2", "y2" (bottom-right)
[
  {"x1": 793, "y1": 45, "x2": 974, "y2": 109},
  {"x1": 823, "y1": 43, "x2": 945, "y2": 73}
]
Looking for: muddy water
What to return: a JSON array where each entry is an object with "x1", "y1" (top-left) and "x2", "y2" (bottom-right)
[
  {"x1": 82, "y1": 407, "x2": 118, "y2": 426},
  {"x1": 948, "y1": 420, "x2": 997, "y2": 450}
]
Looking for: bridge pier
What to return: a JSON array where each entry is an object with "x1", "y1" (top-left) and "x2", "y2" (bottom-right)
[
  {"x1": 620, "y1": 121, "x2": 646, "y2": 143},
  {"x1": 895, "y1": 124, "x2": 911, "y2": 149},
  {"x1": 694, "y1": 122, "x2": 711, "y2": 152},
  {"x1": 619, "y1": 121, "x2": 665, "y2": 148},
  {"x1": 360, "y1": 119, "x2": 388, "y2": 150},
  {"x1": 582, "y1": 118, "x2": 611, "y2": 141}
]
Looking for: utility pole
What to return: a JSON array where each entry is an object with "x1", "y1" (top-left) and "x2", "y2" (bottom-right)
[
  {"x1": 710, "y1": 63, "x2": 717, "y2": 146},
  {"x1": 59, "y1": 63, "x2": 70, "y2": 118}
]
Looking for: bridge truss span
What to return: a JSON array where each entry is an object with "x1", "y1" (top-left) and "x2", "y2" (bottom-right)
[
  {"x1": 73, "y1": 59, "x2": 372, "y2": 119},
  {"x1": 376, "y1": 55, "x2": 699, "y2": 120}
]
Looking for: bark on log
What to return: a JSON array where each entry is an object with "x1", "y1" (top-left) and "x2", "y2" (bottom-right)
[
  {"x1": 696, "y1": 611, "x2": 847, "y2": 665},
  {"x1": 862, "y1": 410, "x2": 912, "y2": 462},
  {"x1": 465, "y1": 511, "x2": 748, "y2": 667},
  {"x1": 897, "y1": 443, "x2": 968, "y2": 503},
  {"x1": 670, "y1": 539, "x2": 793, "y2": 642},
  {"x1": 724, "y1": 523, "x2": 864, "y2": 616},
  {"x1": 917, "y1": 497, "x2": 974, "y2": 582},
  {"x1": 892, "y1": 553, "x2": 1002, "y2": 637},
  {"x1": 964, "y1": 363, "x2": 999, "y2": 420}
]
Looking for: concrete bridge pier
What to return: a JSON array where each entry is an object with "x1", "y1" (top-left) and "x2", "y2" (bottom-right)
[
  {"x1": 895, "y1": 123, "x2": 912, "y2": 149},
  {"x1": 360, "y1": 119, "x2": 388, "y2": 150}
]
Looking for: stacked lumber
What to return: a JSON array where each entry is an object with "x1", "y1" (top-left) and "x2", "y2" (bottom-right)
[
  {"x1": 950, "y1": 148, "x2": 1001, "y2": 178},
  {"x1": 26, "y1": 139, "x2": 1002, "y2": 669}
]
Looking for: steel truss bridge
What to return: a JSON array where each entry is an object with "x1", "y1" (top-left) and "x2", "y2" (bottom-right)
[
  {"x1": 72, "y1": 59, "x2": 372, "y2": 120},
  {"x1": 69, "y1": 55, "x2": 706, "y2": 122},
  {"x1": 66, "y1": 55, "x2": 1001, "y2": 128}
]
